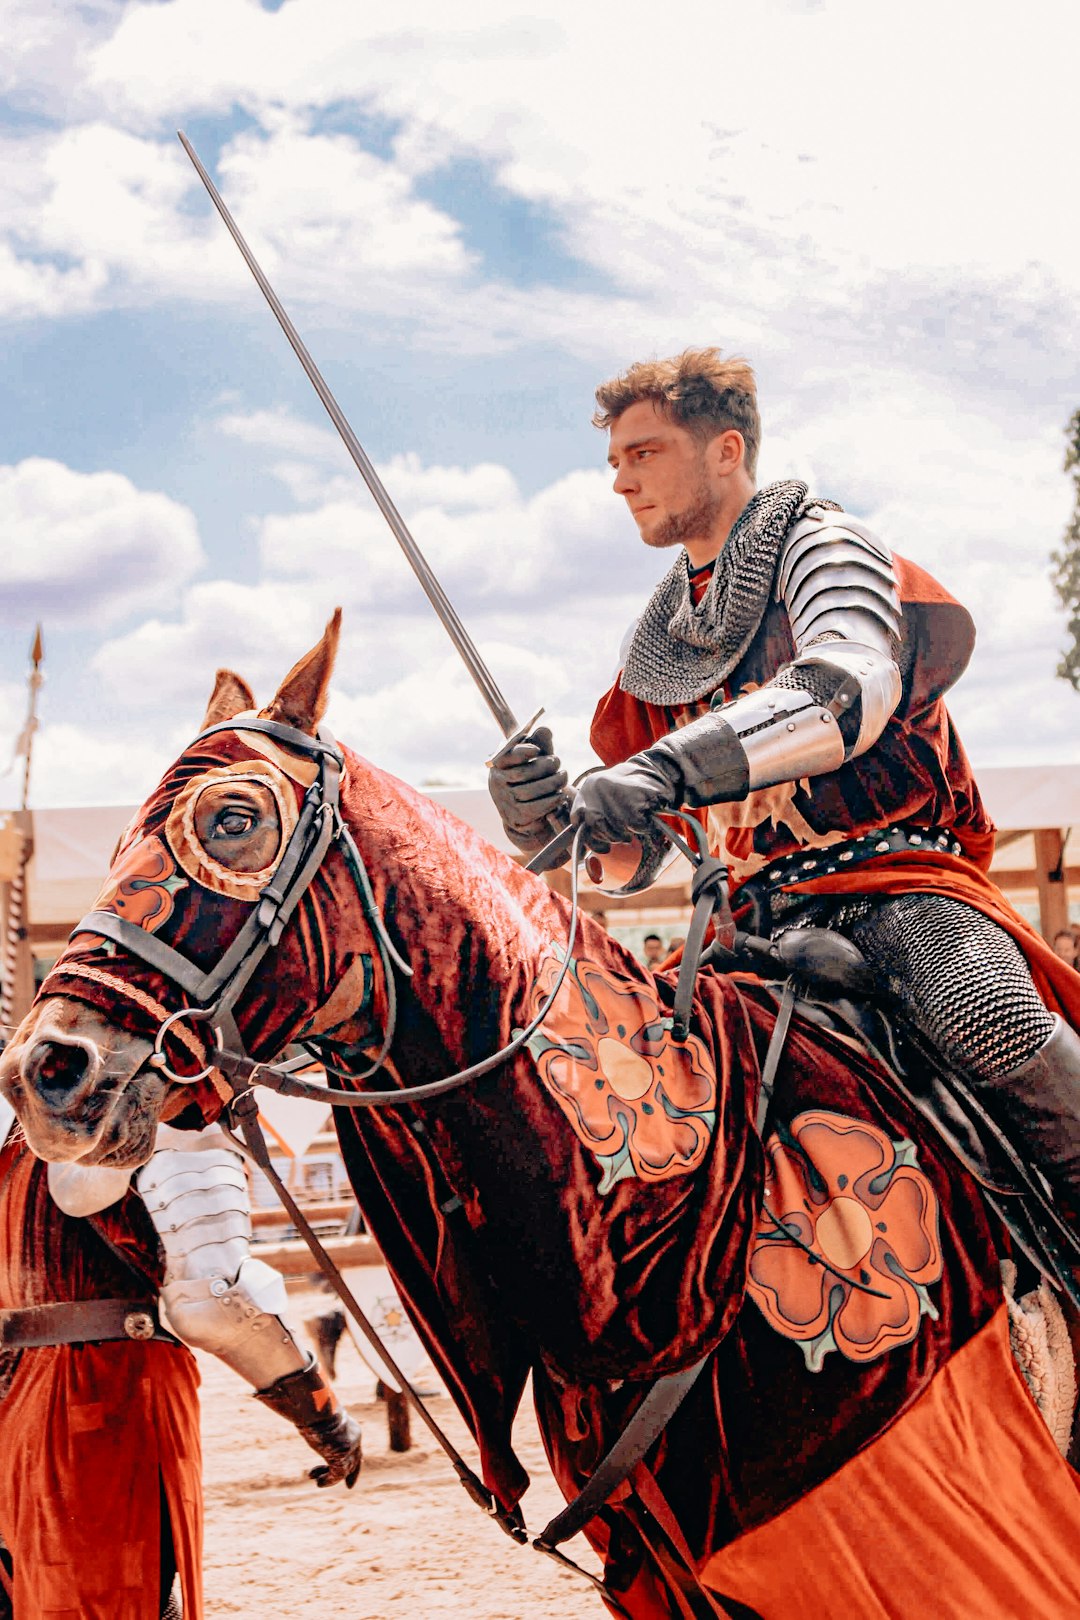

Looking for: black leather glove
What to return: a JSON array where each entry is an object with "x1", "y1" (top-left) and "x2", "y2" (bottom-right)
[
  {"x1": 256, "y1": 1354, "x2": 363, "y2": 1488},
  {"x1": 487, "y1": 726, "x2": 571, "y2": 853},
  {"x1": 570, "y1": 713, "x2": 749, "y2": 852}
]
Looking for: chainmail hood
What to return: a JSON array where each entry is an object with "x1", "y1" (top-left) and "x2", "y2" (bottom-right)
[{"x1": 621, "y1": 479, "x2": 840, "y2": 705}]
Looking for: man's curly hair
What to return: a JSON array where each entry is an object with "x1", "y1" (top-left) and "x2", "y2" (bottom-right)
[{"x1": 593, "y1": 347, "x2": 760, "y2": 477}]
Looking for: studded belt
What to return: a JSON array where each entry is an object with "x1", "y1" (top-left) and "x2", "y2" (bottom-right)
[
  {"x1": 0, "y1": 1299, "x2": 176, "y2": 1349},
  {"x1": 733, "y1": 824, "x2": 967, "y2": 915}
]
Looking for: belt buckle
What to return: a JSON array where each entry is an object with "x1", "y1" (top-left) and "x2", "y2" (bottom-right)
[{"x1": 123, "y1": 1310, "x2": 155, "y2": 1341}]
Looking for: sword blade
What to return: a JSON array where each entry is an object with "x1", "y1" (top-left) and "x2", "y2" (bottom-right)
[{"x1": 177, "y1": 130, "x2": 520, "y2": 740}]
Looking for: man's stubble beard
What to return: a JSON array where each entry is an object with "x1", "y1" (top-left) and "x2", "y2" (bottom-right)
[{"x1": 642, "y1": 475, "x2": 723, "y2": 551}]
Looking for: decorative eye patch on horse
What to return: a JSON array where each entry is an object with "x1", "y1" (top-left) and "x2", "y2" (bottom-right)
[{"x1": 42, "y1": 734, "x2": 374, "y2": 1096}]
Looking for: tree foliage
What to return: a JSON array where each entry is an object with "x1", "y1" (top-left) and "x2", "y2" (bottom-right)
[{"x1": 1051, "y1": 408, "x2": 1080, "y2": 690}]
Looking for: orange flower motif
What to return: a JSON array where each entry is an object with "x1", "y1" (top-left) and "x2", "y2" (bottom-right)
[
  {"x1": 523, "y1": 945, "x2": 716, "y2": 1192},
  {"x1": 92, "y1": 834, "x2": 187, "y2": 935},
  {"x1": 746, "y1": 1110, "x2": 943, "y2": 1370}
]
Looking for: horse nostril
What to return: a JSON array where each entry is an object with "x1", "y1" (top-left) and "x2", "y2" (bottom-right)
[{"x1": 23, "y1": 1040, "x2": 94, "y2": 1096}]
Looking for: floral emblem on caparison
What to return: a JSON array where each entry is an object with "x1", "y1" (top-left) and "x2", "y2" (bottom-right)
[
  {"x1": 746, "y1": 1110, "x2": 943, "y2": 1371},
  {"x1": 92, "y1": 833, "x2": 187, "y2": 934},
  {"x1": 521, "y1": 944, "x2": 716, "y2": 1193}
]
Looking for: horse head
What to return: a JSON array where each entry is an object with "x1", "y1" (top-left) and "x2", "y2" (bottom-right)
[{"x1": 0, "y1": 610, "x2": 377, "y2": 1166}]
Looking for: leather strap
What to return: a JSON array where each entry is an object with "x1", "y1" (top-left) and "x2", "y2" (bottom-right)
[
  {"x1": 755, "y1": 979, "x2": 797, "y2": 1136},
  {"x1": 535, "y1": 1354, "x2": 711, "y2": 1550},
  {"x1": 0, "y1": 1299, "x2": 174, "y2": 1349}
]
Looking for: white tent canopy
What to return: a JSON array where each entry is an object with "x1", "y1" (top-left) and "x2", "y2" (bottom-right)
[
  {"x1": 19, "y1": 789, "x2": 516, "y2": 929},
  {"x1": 7, "y1": 766, "x2": 1080, "y2": 942}
]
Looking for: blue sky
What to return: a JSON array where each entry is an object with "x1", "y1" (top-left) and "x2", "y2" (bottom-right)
[{"x1": 2, "y1": 0, "x2": 1079, "y2": 806}]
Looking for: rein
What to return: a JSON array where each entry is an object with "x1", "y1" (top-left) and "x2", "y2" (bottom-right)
[{"x1": 59, "y1": 717, "x2": 742, "y2": 1617}]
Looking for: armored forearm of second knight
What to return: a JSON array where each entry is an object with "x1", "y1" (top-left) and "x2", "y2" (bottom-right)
[
  {"x1": 573, "y1": 513, "x2": 903, "y2": 841},
  {"x1": 49, "y1": 1126, "x2": 362, "y2": 1488}
]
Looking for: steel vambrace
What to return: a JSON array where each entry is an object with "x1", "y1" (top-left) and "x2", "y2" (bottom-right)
[{"x1": 702, "y1": 508, "x2": 904, "y2": 790}]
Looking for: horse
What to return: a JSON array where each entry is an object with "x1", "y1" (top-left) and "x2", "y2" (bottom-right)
[{"x1": 3, "y1": 612, "x2": 1080, "y2": 1619}]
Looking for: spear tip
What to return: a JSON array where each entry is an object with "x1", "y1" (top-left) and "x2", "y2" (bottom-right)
[{"x1": 30, "y1": 624, "x2": 43, "y2": 666}]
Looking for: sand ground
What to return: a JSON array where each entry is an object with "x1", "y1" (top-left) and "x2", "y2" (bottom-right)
[{"x1": 199, "y1": 1287, "x2": 603, "y2": 1619}]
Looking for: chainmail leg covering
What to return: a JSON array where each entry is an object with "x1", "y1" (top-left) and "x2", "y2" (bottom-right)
[{"x1": 846, "y1": 893, "x2": 1054, "y2": 1079}]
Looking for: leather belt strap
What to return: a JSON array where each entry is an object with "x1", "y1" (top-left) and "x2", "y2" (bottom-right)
[
  {"x1": 0, "y1": 1299, "x2": 174, "y2": 1349},
  {"x1": 733, "y1": 822, "x2": 966, "y2": 925}
]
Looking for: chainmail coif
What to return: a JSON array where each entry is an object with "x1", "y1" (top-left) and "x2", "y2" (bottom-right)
[{"x1": 621, "y1": 479, "x2": 840, "y2": 705}]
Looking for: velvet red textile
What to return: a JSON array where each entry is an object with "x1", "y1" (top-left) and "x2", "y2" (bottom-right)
[{"x1": 0, "y1": 1136, "x2": 203, "y2": 1619}]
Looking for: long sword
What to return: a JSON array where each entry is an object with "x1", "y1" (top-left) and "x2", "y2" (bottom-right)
[{"x1": 178, "y1": 130, "x2": 532, "y2": 749}]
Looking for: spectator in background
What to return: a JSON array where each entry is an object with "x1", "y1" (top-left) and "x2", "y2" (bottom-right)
[
  {"x1": 668, "y1": 935, "x2": 687, "y2": 955},
  {"x1": 1052, "y1": 928, "x2": 1079, "y2": 968},
  {"x1": 642, "y1": 933, "x2": 666, "y2": 967}
]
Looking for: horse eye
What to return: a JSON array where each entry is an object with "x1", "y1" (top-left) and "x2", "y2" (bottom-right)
[{"x1": 216, "y1": 808, "x2": 256, "y2": 838}]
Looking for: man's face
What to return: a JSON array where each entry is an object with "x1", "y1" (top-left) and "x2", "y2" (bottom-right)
[{"x1": 607, "y1": 399, "x2": 720, "y2": 550}]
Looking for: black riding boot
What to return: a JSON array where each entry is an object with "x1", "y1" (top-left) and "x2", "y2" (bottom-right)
[
  {"x1": 256, "y1": 1353, "x2": 363, "y2": 1487},
  {"x1": 980, "y1": 1016, "x2": 1080, "y2": 1217}
]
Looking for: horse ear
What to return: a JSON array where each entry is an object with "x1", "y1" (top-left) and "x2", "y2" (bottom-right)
[
  {"x1": 261, "y1": 609, "x2": 342, "y2": 735},
  {"x1": 201, "y1": 669, "x2": 256, "y2": 730}
]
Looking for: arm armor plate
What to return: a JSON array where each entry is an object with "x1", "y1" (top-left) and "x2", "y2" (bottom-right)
[
  {"x1": 135, "y1": 1126, "x2": 309, "y2": 1391},
  {"x1": 710, "y1": 511, "x2": 903, "y2": 787}
]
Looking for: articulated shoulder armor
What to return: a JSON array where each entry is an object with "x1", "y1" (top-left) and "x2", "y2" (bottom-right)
[
  {"x1": 710, "y1": 509, "x2": 903, "y2": 788},
  {"x1": 136, "y1": 1136, "x2": 252, "y2": 1283},
  {"x1": 136, "y1": 1127, "x2": 309, "y2": 1390},
  {"x1": 778, "y1": 510, "x2": 902, "y2": 648}
]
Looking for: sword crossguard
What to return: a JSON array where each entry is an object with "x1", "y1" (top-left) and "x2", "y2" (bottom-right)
[{"x1": 484, "y1": 708, "x2": 547, "y2": 771}]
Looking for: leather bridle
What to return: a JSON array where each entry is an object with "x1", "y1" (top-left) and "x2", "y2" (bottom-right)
[{"x1": 67, "y1": 715, "x2": 589, "y2": 1108}]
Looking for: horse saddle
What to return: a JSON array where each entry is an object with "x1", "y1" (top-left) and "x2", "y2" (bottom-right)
[{"x1": 711, "y1": 925, "x2": 1080, "y2": 1307}]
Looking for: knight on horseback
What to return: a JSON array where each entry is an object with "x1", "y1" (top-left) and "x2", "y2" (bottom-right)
[{"x1": 489, "y1": 347, "x2": 1080, "y2": 1220}]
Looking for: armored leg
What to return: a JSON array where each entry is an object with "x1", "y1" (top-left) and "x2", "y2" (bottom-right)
[{"x1": 847, "y1": 895, "x2": 1080, "y2": 1211}]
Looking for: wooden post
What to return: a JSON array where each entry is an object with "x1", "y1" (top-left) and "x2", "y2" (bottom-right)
[
  {"x1": 1034, "y1": 828, "x2": 1069, "y2": 943},
  {"x1": 0, "y1": 812, "x2": 34, "y2": 1034}
]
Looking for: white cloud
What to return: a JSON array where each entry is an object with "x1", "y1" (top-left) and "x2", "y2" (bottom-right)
[
  {"x1": 79, "y1": 0, "x2": 1080, "y2": 294},
  {"x1": 0, "y1": 458, "x2": 204, "y2": 625},
  {"x1": 89, "y1": 579, "x2": 332, "y2": 709},
  {"x1": 215, "y1": 407, "x2": 342, "y2": 464},
  {"x1": 0, "y1": 119, "x2": 474, "y2": 323},
  {"x1": 9, "y1": 721, "x2": 180, "y2": 809},
  {"x1": 216, "y1": 407, "x2": 521, "y2": 510},
  {"x1": 7, "y1": 0, "x2": 1080, "y2": 805},
  {"x1": 2, "y1": 0, "x2": 1071, "y2": 372}
]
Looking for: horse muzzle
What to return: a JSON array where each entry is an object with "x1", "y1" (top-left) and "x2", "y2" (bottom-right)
[{"x1": 0, "y1": 998, "x2": 163, "y2": 1166}]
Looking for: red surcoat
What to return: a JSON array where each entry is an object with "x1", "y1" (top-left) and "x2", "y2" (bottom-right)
[{"x1": 0, "y1": 1136, "x2": 203, "y2": 1620}]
